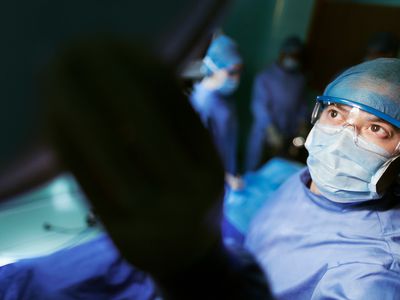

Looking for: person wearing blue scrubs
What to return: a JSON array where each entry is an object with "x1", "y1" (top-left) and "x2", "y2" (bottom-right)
[
  {"x1": 245, "y1": 36, "x2": 307, "y2": 171},
  {"x1": 190, "y1": 34, "x2": 242, "y2": 185},
  {"x1": 245, "y1": 58, "x2": 400, "y2": 299}
]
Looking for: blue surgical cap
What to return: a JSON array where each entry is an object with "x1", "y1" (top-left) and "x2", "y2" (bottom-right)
[
  {"x1": 323, "y1": 58, "x2": 400, "y2": 128},
  {"x1": 203, "y1": 34, "x2": 242, "y2": 72}
]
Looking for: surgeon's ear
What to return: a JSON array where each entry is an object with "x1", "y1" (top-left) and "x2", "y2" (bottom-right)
[{"x1": 376, "y1": 156, "x2": 400, "y2": 194}]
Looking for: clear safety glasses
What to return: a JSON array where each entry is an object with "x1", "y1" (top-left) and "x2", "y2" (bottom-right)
[{"x1": 311, "y1": 96, "x2": 400, "y2": 156}]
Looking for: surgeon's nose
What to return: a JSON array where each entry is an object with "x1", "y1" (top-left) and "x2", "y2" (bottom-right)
[{"x1": 341, "y1": 123, "x2": 360, "y2": 142}]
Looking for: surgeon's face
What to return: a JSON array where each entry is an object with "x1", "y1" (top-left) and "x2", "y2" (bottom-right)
[
  {"x1": 225, "y1": 64, "x2": 242, "y2": 80},
  {"x1": 204, "y1": 63, "x2": 242, "y2": 95},
  {"x1": 318, "y1": 103, "x2": 400, "y2": 154},
  {"x1": 211, "y1": 63, "x2": 242, "y2": 83},
  {"x1": 307, "y1": 103, "x2": 400, "y2": 198}
]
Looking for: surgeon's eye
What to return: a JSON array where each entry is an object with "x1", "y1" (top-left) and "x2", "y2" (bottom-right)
[
  {"x1": 320, "y1": 105, "x2": 349, "y2": 126},
  {"x1": 328, "y1": 109, "x2": 338, "y2": 118},
  {"x1": 325, "y1": 108, "x2": 343, "y2": 123},
  {"x1": 370, "y1": 124, "x2": 389, "y2": 138}
]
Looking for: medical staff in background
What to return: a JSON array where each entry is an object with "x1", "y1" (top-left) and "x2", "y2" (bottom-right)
[
  {"x1": 245, "y1": 36, "x2": 308, "y2": 171},
  {"x1": 190, "y1": 33, "x2": 243, "y2": 188},
  {"x1": 246, "y1": 58, "x2": 400, "y2": 299}
]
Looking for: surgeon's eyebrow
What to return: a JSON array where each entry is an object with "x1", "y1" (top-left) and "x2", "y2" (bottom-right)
[
  {"x1": 366, "y1": 115, "x2": 399, "y2": 131},
  {"x1": 335, "y1": 104, "x2": 349, "y2": 109},
  {"x1": 329, "y1": 104, "x2": 351, "y2": 113},
  {"x1": 366, "y1": 115, "x2": 390, "y2": 124},
  {"x1": 366, "y1": 115, "x2": 384, "y2": 122}
]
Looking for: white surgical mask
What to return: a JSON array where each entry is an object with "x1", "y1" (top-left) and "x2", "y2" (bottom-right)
[
  {"x1": 305, "y1": 123, "x2": 399, "y2": 203},
  {"x1": 217, "y1": 78, "x2": 239, "y2": 95},
  {"x1": 282, "y1": 57, "x2": 300, "y2": 71}
]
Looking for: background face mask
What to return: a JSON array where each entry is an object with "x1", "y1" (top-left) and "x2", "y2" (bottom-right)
[
  {"x1": 305, "y1": 124, "x2": 397, "y2": 203},
  {"x1": 217, "y1": 78, "x2": 239, "y2": 95},
  {"x1": 281, "y1": 57, "x2": 300, "y2": 71}
]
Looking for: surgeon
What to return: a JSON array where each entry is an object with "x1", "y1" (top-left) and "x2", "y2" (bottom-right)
[
  {"x1": 190, "y1": 33, "x2": 242, "y2": 188},
  {"x1": 245, "y1": 58, "x2": 400, "y2": 299},
  {"x1": 245, "y1": 36, "x2": 307, "y2": 171}
]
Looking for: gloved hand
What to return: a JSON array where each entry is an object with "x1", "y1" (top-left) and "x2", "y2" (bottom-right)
[
  {"x1": 225, "y1": 173, "x2": 245, "y2": 191},
  {"x1": 266, "y1": 125, "x2": 284, "y2": 149}
]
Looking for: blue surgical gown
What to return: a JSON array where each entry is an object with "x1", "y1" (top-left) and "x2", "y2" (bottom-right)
[
  {"x1": 245, "y1": 168, "x2": 400, "y2": 300},
  {"x1": 190, "y1": 83, "x2": 238, "y2": 174},
  {"x1": 0, "y1": 233, "x2": 159, "y2": 300},
  {"x1": 245, "y1": 64, "x2": 306, "y2": 171}
]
